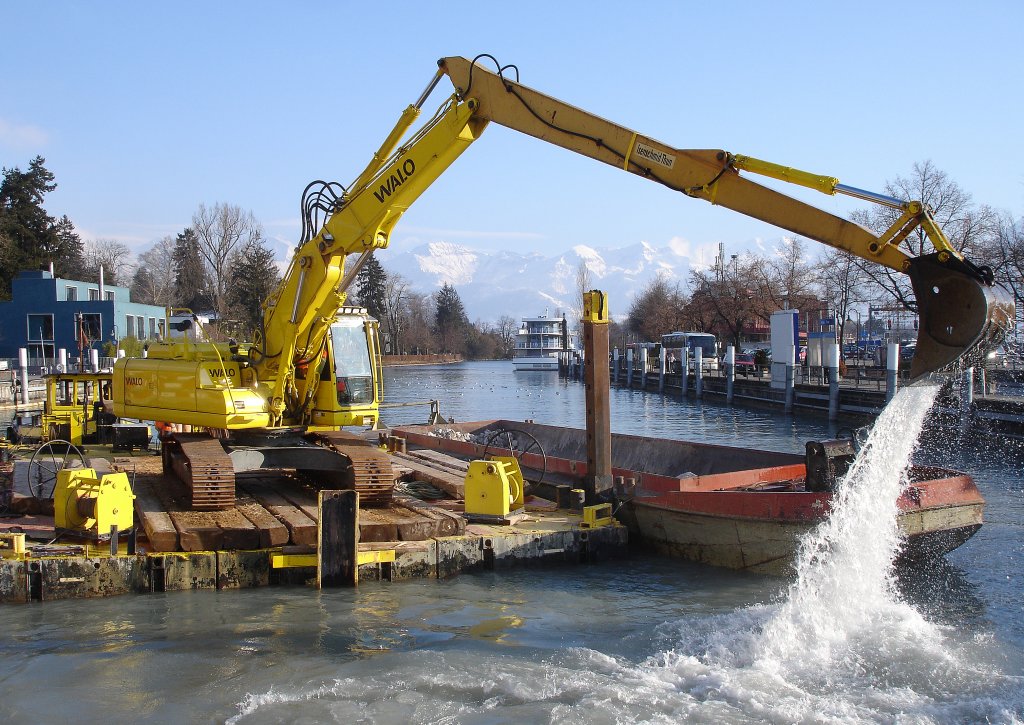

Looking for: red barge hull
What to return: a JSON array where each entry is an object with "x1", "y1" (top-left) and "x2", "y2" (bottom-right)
[{"x1": 391, "y1": 420, "x2": 983, "y2": 575}]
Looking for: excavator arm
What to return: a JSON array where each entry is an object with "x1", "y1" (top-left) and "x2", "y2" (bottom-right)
[{"x1": 437, "y1": 55, "x2": 1014, "y2": 379}]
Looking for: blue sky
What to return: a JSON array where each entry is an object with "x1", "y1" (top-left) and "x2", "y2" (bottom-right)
[{"x1": 3, "y1": 1, "x2": 1022, "y2": 269}]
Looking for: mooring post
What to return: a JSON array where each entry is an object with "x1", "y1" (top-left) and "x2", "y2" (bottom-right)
[
  {"x1": 318, "y1": 489, "x2": 359, "y2": 587},
  {"x1": 612, "y1": 348, "x2": 620, "y2": 385},
  {"x1": 783, "y1": 343, "x2": 795, "y2": 414},
  {"x1": 17, "y1": 348, "x2": 28, "y2": 405},
  {"x1": 658, "y1": 345, "x2": 666, "y2": 393},
  {"x1": 626, "y1": 348, "x2": 634, "y2": 388},
  {"x1": 582, "y1": 291, "x2": 613, "y2": 501},
  {"x1": 885, "y1": 343, "x2": 900, "y2": 403},
  {"x1": 681, "y1": 348, "x2": 689, "y2": 397},
  {"x1": 960, "y1": 366, "x2": 974, "y2": 433},
  {"x1": 639, "y1": 348, "x2": 648, "y2": 389},
  {"x1": 725, "y1": 345, "x2": 735, "y2": 404},
  {"x1": 827, "y1": 342, "x2": 840, "y2": 421},
  {"x1": 694, "y1": 348, "x2": 704, "y2": 399}
]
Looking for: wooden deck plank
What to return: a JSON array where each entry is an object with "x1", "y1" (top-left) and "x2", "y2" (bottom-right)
[
  {"x1": 405, "y1": 449, "x2": 472, "y2": 474},
  {"x1": 147, "y1": 474, "x2": 226, "y2": 552},
  {"x1": 394, "y1": 494, "x2": 466, "y2": 537},
  {"x1": 389, "y1": 453, "x2": 466, "y2": 499},
  {"x1": 132, "y1": 479, "x2": 179, "y2": 552},
  {"x1": 234, "y1": 494, "x2": 290, "y2": 548},
  {"x1": 238, "y1": 479, "x2": 318, "y2": 547},
  {"x1": 208, "y1": 507, "x2": 260, "y2": 550}
]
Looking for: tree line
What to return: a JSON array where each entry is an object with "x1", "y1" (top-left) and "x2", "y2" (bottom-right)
[
  {"x1": 4, "y1": 156, "x2": 1020, "y2": 357},
  {"x1": 351, "y1": 256, "x2": 518, "y2": 359},
  {"x1": 621, "y1": 160, "x2": 1024, "y2": 351},
  {"x1": 0, "y1": 157, "x2": 516, "y2": 358}
]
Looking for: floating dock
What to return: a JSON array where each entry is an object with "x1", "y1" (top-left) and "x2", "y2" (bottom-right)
[{"x1": 0, "y1": 445, "x2": 627, "y2": 604}]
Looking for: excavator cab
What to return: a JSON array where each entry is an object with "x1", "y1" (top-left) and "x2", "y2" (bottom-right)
[
  {"x1": 906, "y1": 254, "x2": 1016, "y2": 380},
  {"x1": 309, "y1": 309, "x2": 382, "y2": 429}
]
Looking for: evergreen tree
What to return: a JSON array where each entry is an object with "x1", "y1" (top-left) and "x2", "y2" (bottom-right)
[
  {"x1": 434, "y1": 283, "x2": 469, "y2": 354},
  {"x1": 226, "y1": 238, "x2": 280, "y2": 338},
  {"x1": 0, "y1": 157, "x2": 84, "y2": 297},
  {"x1": 354, "y1": 254, "x2": 387, "y2": 321},
  {"x1": 172, "y1": 227, "x2": 212, "y2": 311}
]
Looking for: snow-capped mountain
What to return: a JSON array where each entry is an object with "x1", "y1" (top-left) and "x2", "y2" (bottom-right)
[{"x1": 384, "y1": 239, "x2": 710, "y2": 323}]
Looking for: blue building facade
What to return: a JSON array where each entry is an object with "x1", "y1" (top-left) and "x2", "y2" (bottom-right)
[{"x1": 0, "y1": 270, "x2": 168, "y2": 362}]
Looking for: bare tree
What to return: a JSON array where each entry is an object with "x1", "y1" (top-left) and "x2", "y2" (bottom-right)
[
  {"x1": 625, "y1": 276, "x2": 688, "y2": 342},
  {"x1": 495, "y1": 315, "x2": 518, "y2": 358},
  {"x1": 849, "y1": 160, "x2": 995, "y2": 312},
  {"x1": 688, "y1": 254, "x2": 768, "y2": 348},
  {"x1": 192, "y1": 202, "x2": 264, "y2": 318},
  {"x1": 132, "y1": 234, "x2": 177, "y2": 307},
  {"x1": 979, "y1": 210, "x2": 1024, "y2": 335},
  {"x1": 818, "y1": 248, "x2": 868, "y2": 347},
  {"x1": 381, "y1": 271, "x2": 410, "y2": 354},
  {"x1": 758, "y1": 237, "x2": 818, "y2": 311},
  {"x1": 82, "y1": 238, "x2": 132, "y2": 286}
]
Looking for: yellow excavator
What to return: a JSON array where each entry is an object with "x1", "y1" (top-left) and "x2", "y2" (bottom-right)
[{"x1": 112, "y1": 54, "x2": 1014, "y2": 509}]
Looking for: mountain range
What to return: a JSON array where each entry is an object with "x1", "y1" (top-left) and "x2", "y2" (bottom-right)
[{"x1": 383, "y1": 239, "x2": 716, "y2": 323}]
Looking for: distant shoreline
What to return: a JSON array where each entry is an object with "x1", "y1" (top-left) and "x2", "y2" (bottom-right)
[{"x1": 381, "y1": 354, "x2": 463, "y2": 367}]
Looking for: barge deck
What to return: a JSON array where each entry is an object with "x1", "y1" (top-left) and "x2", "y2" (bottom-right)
[{"x1": 0, "y1": 449, "x2": 626, "y2": 603}]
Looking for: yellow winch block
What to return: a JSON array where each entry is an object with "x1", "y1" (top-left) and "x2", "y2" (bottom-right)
[
  {"x1": 464, "y1": 457, "x2": 525, "y2": 518},
  {"x1": 55, "y1": 468, "x2": 136, "y2": 535},
  {"x1": 582, "y1": 503, "x2": 614, "y2": 529},
  {"x1": 0, "y1": 532, "x2": 26, "y2": 559}
]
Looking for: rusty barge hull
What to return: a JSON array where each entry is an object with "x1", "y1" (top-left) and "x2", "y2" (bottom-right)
[{"x1": 391, "y1": 420, "x2": 985, "y2": 575}]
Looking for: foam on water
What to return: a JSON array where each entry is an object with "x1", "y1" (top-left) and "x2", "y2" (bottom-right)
[{"x1": 641, "y1": 384, "x2": 1023, "y2": 723}]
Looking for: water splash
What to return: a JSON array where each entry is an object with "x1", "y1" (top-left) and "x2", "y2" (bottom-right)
[{"x1": 757, "y1": 383, "x2": 941, "y2": 668}]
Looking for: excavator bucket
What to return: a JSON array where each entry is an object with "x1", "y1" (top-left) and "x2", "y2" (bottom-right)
[{"x1": 906, "y1": 253, "x2": 1015, "y2": 381}]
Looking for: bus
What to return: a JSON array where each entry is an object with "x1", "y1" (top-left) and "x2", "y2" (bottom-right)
[{"x1": 660, "y1": 332, "x2": 719, "y2": 374}]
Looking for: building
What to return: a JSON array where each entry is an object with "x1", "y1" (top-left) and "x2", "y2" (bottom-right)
[
  {"x1": 0, "y1": 270, "x2": 168, "y2": 363},
  {"x1": 513, "y1": 312, "x2": 576, "y2": 371}
]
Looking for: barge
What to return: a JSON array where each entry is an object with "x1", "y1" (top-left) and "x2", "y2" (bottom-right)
[{"x1": 390, "y1": 419, "x2": 984, "y2": 575}]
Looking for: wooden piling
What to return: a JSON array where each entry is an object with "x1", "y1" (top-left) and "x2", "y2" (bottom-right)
[{"x1": 317, "y1": 490, "x2": 359, "y2": 587}]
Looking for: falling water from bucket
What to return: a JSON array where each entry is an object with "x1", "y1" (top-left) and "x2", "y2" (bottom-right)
[{"x1": 757, "y1": 383, "x2": 942, "y2": 664}]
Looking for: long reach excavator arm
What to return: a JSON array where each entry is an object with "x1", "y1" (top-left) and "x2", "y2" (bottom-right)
[{"x1": 432, "y1": 55, "x2": 1013, "y2": 380}]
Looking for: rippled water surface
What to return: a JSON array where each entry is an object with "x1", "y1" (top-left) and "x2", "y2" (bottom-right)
[{"x1": 0, "y1": 361, "x2": 1020, "y2": 723}]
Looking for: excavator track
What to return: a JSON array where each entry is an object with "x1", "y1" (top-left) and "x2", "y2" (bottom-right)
[
  {"x1": 306, "y1": 431, "x2": 395, "y2": 507},
  {"x1": 164, "y1": 434, "x2": 236, "y2": 510}
]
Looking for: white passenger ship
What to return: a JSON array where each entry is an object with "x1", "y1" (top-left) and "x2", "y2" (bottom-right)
[{"x1": 513, "y1": 312, "x2": 576, "y2": 371}]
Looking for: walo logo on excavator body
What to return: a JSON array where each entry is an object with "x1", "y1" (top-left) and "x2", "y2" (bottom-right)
[
  {"x1": 125, "y1": 376, "x2": 145, "y2": 386},
  {"x1": 373, "y1": 159, "x2": 416, "y2": 203}
]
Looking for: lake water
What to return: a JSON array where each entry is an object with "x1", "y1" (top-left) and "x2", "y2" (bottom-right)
[{"x1": 0, "y1": 361, "x2": 1021, "y2": 723}]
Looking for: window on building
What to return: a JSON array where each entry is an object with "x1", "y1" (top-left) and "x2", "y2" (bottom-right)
[
  {"x1": 89, "y1": 288, "x2": 99, "y2": 301},
  {"x1": 126, "y1": 315, "x2": 134, "y2": 339},
  {"x1": 27, "y1": 343, "x2": 55, "y2": 363},
  {"x1": 149, "y1": 318, "x2": 157, "y2": 338},
  {"x1": 27, "y1": 313, "x2": 55, "y2": 342},
  {"x1": 66, "y1": 286, "x2": 78, "y2": 301},
  {"x1": 105, "y1": 290, "x2": 115, "y2": 301},
  {"x1": 136, "y1": 316, "x2": 146, "y2": 339},
  {"x1": 81, "y1": 313, "x2": 102, "y2": 344}
]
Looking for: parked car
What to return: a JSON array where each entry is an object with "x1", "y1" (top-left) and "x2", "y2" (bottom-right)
[{"x1": 734, "y1": 353, "x2": 757, "y2": 376}]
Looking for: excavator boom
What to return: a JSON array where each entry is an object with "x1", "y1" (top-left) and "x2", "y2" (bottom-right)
[{"x1": 439, "y1": 55, "x2": 1014, "y2": 379}]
